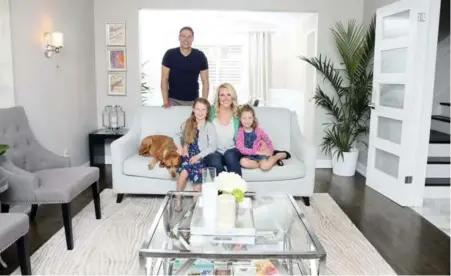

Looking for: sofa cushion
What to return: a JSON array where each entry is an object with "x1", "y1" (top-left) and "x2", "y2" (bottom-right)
[
  {"x1": 241, "y1": 157, "x2": 305, "y2": 182},
  {"x1": 253, "y1": 107, "x2": 292, "y2": 150},
  {"x1": 123, "y1": 154, "x2": 305, "y2": 182},
  {"x1": 123, "y1": 154, "x2": 175, "y2": 180},
  {"x1": 138, "y1": 107, "x2": 191, "y2": 142}
]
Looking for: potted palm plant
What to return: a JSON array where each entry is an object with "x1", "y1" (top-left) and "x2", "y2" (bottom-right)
[{"x1": 300, "y1": 18, "x2": 375, "y2": 176}]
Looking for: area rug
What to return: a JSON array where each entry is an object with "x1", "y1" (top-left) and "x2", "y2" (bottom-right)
[{"x1": 12, "y1": 189, "x2": 396, "y2": 275}]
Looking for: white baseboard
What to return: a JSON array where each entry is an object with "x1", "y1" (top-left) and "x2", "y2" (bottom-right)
[
  {"x1": 356, "y1": 162, "x2": 367, "y2": 177},
  {"x1": 316, "y1": 159, "x2": 332, "y2": 168}
]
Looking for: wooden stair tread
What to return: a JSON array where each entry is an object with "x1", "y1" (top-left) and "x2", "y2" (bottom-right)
[
  {"x1": 431, "y1": 115, "x2": 450, "y2": 123},
  {"x1": 429, "y1": 130, "x2": 450, "y2": 144},
  {"x1": 427, "y1": 157, "x2": 451, "y2": 164},
  {"x1": 425, "y1": 178, "x2": 450, "y2": 186}
]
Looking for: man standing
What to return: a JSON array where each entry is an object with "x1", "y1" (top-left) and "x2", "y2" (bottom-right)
[{"x1": 161, "y1": 26, "x2": 209, "y2": 107}]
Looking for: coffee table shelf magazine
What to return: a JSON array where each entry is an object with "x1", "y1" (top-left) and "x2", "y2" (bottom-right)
[{"x1": 139, "y1": 190, "x2": 327, "y2": 275}]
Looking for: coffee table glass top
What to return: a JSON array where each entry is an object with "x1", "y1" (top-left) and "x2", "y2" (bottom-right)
[{"x1": 140, "y1": 191, "x2": 326, "y2": 260}]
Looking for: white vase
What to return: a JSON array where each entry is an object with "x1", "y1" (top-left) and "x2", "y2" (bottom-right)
[
  {"x1": 331, "y1": 148, "x2": 359, "y2": 177},
  {"x1": 202, "y1": 182, "x2": 217, "y2": 220}
]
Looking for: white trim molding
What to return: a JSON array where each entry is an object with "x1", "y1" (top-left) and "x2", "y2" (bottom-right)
[
  {"x1": 356, "y1": 162, "x2": 367, "y2": 177},
  {"x1": 316, "y1": 159, "x2": 332, "y2": 168}
]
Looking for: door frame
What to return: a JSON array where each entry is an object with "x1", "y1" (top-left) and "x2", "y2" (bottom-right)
[
  {"x1": 413, "y1": 0, "x2": 442, "y2": 206},
  {"x1": 366, "y1": 0, "x2": 441, "y2": 206}
]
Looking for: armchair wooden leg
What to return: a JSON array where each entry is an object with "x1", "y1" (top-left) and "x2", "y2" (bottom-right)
[
  {"x1": 17, "y1": 234, "x2": 31, "y2": 275},
  {"x1": 29, "y1": 204, "x2": 38, "y2": 221},
  {"x1": 61, "y1": 203, "x2": 74, "y2": 250},
  {"x1": 116, "y1": 194, "x2": 124, "y2": 203},
  {"x1": 302, "y1": 197, "x2": 310, "y2": 206},
  {"x1": 91, "y1": 182, "x2": 101, "y2": 219},
  {"x1": 1, "y1": 204, "x2": 9, "y2": 213}
]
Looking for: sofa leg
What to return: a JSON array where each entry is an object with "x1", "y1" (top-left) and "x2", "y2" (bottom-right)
[
  {"x1": 17, "y1": 234, "x2": 31, "y2": 275},
  {"x1": 302, "y1": 197, "x2": 310, "y2": 206},
  {"x1": 29, "y1": 204, "x2": 38, "y2": 221},
  {"x1": 91, "y1": 182, "x2": 101, "y2": 219},
  {"x1": 1, "y1": 204, "x2": 9, "y2": 213},
  {"x1": 61, "y1": 203, "x2": 74, "y2": 250},
  {"x1": 116, "y1": 194, "x2": 124, "y2": 203}
]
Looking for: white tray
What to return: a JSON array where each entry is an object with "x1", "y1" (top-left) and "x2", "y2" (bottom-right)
[{"x1": 190, "y1": 197, "x2": 256, "y2": 238}]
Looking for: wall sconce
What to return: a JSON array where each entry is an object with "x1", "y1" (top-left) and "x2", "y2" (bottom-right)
[{"x1": 44, "y1": 32, "x2": 64, "y2": 58}]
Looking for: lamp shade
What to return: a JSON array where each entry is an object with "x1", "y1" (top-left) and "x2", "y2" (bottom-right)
[{"x1": 52, "y1": 32, "x2": 64, "y2": 47}]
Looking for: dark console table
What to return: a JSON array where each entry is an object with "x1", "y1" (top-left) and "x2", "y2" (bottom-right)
[{"x1": 89, "y1": 129, "x2": 128, "y2": 167}]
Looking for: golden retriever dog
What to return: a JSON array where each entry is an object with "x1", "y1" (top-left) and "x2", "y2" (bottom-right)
[{"x1": 139, "y1": 135, "x2": 181, "y2": 178}]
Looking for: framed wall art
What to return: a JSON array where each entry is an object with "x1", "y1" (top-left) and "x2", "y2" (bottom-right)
[
  {"x1": 106, "y1": 23, "x2": 126, "y2": 46},
  {"x1": 108, "y1": 72, "x2": 126, "y2": 96},
  {"x1": 107, "y1": 47, "x2": 126, "y2": 71}
]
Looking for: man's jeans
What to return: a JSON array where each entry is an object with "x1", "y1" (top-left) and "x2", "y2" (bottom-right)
[{"x1": 203, "y1": 148, "x2": 243, "y2": 176}]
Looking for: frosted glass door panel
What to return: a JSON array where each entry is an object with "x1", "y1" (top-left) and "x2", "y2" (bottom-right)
[
  {"x1": 382, "y1": 10, "x2": 410, "y2": 39},
  {"x1": 375, "y1": 149, "x2": 400, "y2": 178},
  {"x1": 381, "y1": 48, "x2": 408, "y2": 73},
  {"x1": 379, "y1": 84, "x2": 405, "y2": 109},
  {"x1": 377, "y1": 116, "x2": 402, "y2": 144}
]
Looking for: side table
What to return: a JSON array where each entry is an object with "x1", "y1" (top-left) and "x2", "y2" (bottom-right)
[
  {"x1": 0, "y1": 177, "x2": 7, "y2": 268},
  {"x1": 89, "y1": 129, "x2": 128, "y2": 167}
]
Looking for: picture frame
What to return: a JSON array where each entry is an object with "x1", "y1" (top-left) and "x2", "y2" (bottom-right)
[
  {"x1": 107, "y1": 47, "x2": 126, "y2": 71},
  {"x1": 108, "y1": 72, "x2": 127, "y2": 96},
  {"x1": 106, "y1": 23, "x2": 126, "y2": 46}
]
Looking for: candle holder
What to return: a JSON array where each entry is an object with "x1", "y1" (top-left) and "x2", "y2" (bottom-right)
[{"x1": 102, "y1": 105, "x2": 125, "y2": 132}]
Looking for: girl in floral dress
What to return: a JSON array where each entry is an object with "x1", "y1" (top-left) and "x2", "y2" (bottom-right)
[{"x1": 173, "y1": 98, "x2": 217, "y2": 210}]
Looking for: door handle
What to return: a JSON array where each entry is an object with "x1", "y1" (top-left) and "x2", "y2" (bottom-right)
[{"x1": 368, "y1": 103, "x2": 376, "y2": 109}]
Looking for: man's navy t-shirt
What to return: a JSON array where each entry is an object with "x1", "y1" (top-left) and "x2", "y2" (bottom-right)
[{"x1": 162, "y1": 47, "x2": 208, "y2": 101}]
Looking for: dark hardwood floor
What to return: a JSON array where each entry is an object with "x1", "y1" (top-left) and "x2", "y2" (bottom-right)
[{"x1": 0, "y1": 166, "x2": 449, "y2": 275}]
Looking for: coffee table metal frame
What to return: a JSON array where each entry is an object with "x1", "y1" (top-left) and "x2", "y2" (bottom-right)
[{"x1": 139, "y1": 191, "x2": 326, "y2": 275}]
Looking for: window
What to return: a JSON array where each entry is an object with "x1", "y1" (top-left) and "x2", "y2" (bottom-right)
[{"x1": 196, "y1": 35, "x2": 249, "y2": 104}]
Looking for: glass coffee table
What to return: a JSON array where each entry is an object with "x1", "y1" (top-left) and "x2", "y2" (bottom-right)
[{"x1": 139, "y1": 191, "x2": 326, "y2": 275}]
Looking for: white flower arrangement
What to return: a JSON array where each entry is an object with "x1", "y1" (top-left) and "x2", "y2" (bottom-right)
[{"x1": 214, "y1": 172, "x2": 248, "y2": 202}]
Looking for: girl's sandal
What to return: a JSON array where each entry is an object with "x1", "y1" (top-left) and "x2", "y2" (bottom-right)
[{"x1": 273, "y1": 150, "x2": 291, "y2": 166}]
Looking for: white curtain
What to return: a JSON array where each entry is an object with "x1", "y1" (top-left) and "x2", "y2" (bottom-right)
[{"x1": 248, "y1": 31, "x2": 271, "y2": 105}]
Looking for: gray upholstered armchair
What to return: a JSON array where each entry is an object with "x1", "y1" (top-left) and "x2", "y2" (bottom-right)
[{"x1": 0, "y1": 106, "x2": 101, "y2": 250}]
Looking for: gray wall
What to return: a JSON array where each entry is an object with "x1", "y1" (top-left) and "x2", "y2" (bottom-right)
[
  {"x1": 9, "y1": 0, "x2": 97, "y2": 166},
  {"x1": 93, "y1": 0, "x2": 364, "y2": 165}
]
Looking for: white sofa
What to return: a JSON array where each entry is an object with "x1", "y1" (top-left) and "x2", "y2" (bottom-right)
[{"x1": 111, "y1": 106, "x2": 316, "y2": 202}]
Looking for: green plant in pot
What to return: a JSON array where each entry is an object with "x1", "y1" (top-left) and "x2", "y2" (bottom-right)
[{"x1": 300, "y1": 18, "x2": 375, "y2": 176}]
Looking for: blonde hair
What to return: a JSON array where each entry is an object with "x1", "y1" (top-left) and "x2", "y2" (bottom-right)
[
  {"x1": 183, "y1": 98, "x2": 211, "y2": 145},
  {"x1": 213, "y1": 83, "x2": 239, "y2": 118}
]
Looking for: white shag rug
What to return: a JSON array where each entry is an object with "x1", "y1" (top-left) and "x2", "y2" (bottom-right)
[{"x1": 12, "y1": 189, "x2": 396, "y2": 275}]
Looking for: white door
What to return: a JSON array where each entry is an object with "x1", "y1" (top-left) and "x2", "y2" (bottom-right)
[{"x1": 366, "y1": 0, "x2": 441, "y2": 206}]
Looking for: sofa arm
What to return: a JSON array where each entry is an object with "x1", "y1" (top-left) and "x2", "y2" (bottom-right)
[
  {"x1": 290, "y1": 113, "x2": 316, "y2": 194},
  {"x1": 111, "y1": 129, "x2": 140, "y2": 179},
  {"x1": 0, "y1": 159, "x2": 39, "y2": 204}
]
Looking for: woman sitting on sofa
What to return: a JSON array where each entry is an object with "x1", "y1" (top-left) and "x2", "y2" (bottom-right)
[{"x1": 204, "y1": 83, "x2": 243, "y2": 176}]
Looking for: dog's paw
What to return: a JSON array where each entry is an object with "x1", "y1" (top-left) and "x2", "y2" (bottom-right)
[{"x1": 148, "y1": 164, "x2": 155, "y2": 170}]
